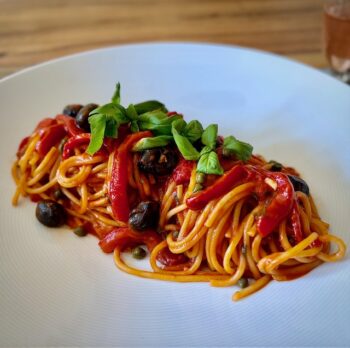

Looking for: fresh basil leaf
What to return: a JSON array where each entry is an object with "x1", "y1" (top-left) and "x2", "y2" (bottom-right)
[
  {"x1": 134, "y1": 100, "x2": 167, "y2": 114},
  {"x1": 87, "y1": 114, "x2": 106, "y2": 155},
  {"x1": 104, "y1": 116, "x2": 118, "y2": 138},
  {"x1": 132, "y1": 135, "x2": 173, "y2": 151},
  {"x1": 111, "y1": 82, "x2": 121, "y2": 105},
  {"x1": 89, "y1": 103, "x2": 115, "y2": 116},
  {"x1": 138, "y1": 110, "x2": 168, "y2": 124},
  {"x1": 202, "y1": 124, "x2": 218, "y2": 149},
  {"x1": 200, "y1": 145, "x2": 212, "y2": 156},
  {"x1": 139, "y1": 113, "x2": 182, "y2": 135},
  {"x1": 126, "y1": 104, "x2": 138, "y2": 120},
  {"x1": 126, "y1": 104, "x2": 139, "y2": 132},
  {"x1": 90, "y1": 103, "x2": 129, "y2": 124},
  {"x1": 223, "y1": 135, "x2": 253, "y2": 162},
  {"x1": 113, "y1": 103, "x2": 128, "y2": 121},
  {"x1": 184, "y1": 120, "x2": 203, "y2": 143},
  {"x1": 197, "y1": 150, "x2": 223, "y2": 175},
  {"x1": 130, "y1": 120, "x2": 139, "y2": 133},
  {"x1": 138, "y1": 122, "x2": 169, "y2": 135},
  {"x1": 172, "y1": 122, "x2": 200, "y2": 161},
  {"x1": 172, "y1": 119, "x2": 186, "y2": 133}
]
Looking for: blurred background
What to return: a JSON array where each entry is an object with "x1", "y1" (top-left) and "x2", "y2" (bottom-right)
[{"x1": 0, "y1": 0, "x2": 328, "y2": 79}]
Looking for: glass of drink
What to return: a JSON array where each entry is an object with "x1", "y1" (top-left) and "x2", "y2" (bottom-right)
[{"x1": 324, "y1": 0, "x2": 350, "y2": 83}]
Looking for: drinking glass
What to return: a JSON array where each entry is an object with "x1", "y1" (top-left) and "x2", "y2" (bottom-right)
[{"x1": 324, "y1": 0, "x2": 350, "y2": 83}]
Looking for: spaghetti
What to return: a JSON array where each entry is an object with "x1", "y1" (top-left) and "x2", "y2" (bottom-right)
[{"x1": 12, "y1": 89, "x2": 346, "y2": 302}]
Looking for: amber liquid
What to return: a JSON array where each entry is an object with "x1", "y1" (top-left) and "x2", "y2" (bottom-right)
[{"x1": 324, "y1": 2, "x2": 350, "y2": 73}]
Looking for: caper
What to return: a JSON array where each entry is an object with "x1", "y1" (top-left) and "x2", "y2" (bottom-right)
[
  {"x1": 268, "y1": 160, "x2": 283, "y2": 172},
  {"x1": 53, "y1": 189, "x2": 64, "y2": 200},
  {"x1": 75, "y1": 103, "x2": 99, "y2": 132},
  {"x1": 132, "y1": 246, "x2": 146, "y2": 259},
  {"x1": 172, "y1": 230, "x2": 179, "y2": 239},
  {"x1": 237, "y1": 277, "x2": 249, "y2": 289},
  {"x1": 35, "y1": 200, "x2": 66, "y2": 227},
  {"x1": 62, "y1": 104, "x2": 83, "y2": 118},
  {"x1": 193, "y1": 183, "x2": 203, "y2": 193},
  {"x1": 196, "y1": 172, "x2": 205, "y2": 184},
  {"x1": 73, "y1": 226, "x2": 87, "y2": 237}
]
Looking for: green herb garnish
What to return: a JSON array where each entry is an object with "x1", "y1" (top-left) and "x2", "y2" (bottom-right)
[
  {"x1": 196, "y1": 125, "x2": 223, "y2": 175},
  {"x1": 183, "y1": 120, "x2": 203, "y2": 143},
  {"x1": 222, "y1": 135, "x2": 253, "y2": 162},
  {"x1": 138, "y1": 111, "x2": 183, "y2": 136},
  {"x1": 86, "y1": 83, "x2": 253, "y2": 175},
  {"x1": 134, "y1": 100, "x2": 167, "y2": 114},
  {"x1": 132, "y1": 135, "x2": 173, "y2": 152},
  {"x1": 201, "y1": 124, "x2": 218, "y2": 149},
  {"x1": 171, "y1": 119, "x2": 200, "y2": 161}
]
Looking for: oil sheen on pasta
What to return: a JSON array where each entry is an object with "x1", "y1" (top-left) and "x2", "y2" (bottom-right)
[{"x1": 12, "y1": 94, "x2": 346, "y2": 302}]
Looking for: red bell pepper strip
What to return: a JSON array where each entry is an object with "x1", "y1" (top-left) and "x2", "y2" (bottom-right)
[
  {"x1": 109, "y1": 131, "x2": 152, "y2": 222},
  {"x1": 62, "y1": 133, "x2": 92, "y2": 159},
  {"x1": 289, "y1": 200, "x2": 303, "y2": 243},
  {"x1": 186, "y1": 164, "x2": 249, "y2": 210},
  {"x1": 156, "y1": 247, "x2": 189, "y2": 266},
  {"x1": 62, "y1": 124, "x2": 131, "y2": 159},
  {"x1": 172, "y1": 158, "x2": 195, "y2": 185},
  {"x1": 99, "y1": 227, "x2": 189, "y2": 266},
  {"x1": 35, "y1": 123, "x2": 67, "y2": 157},
  {"x1": 109, "y1": 123, "x2": 131, "y2": 150},
  {"x1": 34, "y1": 117, "x2": 57, "y2": 131},
  {"x1": 256, "y1": 173, "x2": 294, "y2": 237},
  {"x1": 55, "y1": 114, "x2": 83, "y2": 137},
  {"x1": 17, "y1": 136, "x2": 30, "y2": 158},
  {"x1": 99, "y1": 227, "x2": 161, "y2": 253},
  {"x1": 61, "y1": 133, "x2": 107, "y2": 159},
  {"x1": 186, "y1": 163, "x2": 294, "y2": 238}
]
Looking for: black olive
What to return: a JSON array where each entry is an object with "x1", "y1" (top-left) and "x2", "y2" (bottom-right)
[
  {"x1": 36, "y1": 200, "x2": 66, "y2": 227},
  {"x1": 129, "y1": 201, "x2": 160, "y2": 231},
  {"x1": 62, "y1": 104, "x2": 83, "y2": 118},
  {"x1": 138, "y1": 147, "x2": 178, "y2": 176},
  {"x1": 75, "y1": 103, "x2": 99, "y2": 132},
  {"x1": 287, "y1": 175, "x2": 310, "y2": 196}
]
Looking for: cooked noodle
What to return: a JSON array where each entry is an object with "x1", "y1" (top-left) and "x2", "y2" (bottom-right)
[{"x1": 12, "y1": 109, "x2": 347, "y2": 302}]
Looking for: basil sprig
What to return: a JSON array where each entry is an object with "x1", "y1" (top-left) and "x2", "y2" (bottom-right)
[
  {"x1": 86, "y1": 103, "x2": 129, "y2": 155},
  {"x1": 222, "y1": 135, "x2": 253, "y2": 162},
  {"x1": 134, "y1": 100, "x2": 167, "y2": 114},
  {"x1": 171, "y1": 120, "x2": 200, "y2": 161},
  {"x1": 86, "y1": 83, "x2": 253, "y2": 175},
  {"x1": 132, "y1": 135, "x2": 173, "y2": 152},
  {"x1": 138, "y1": 111, "x2": 183, "y2": 136},
  {"x1": 196, "y1": 124, "x2": 223, "y2": 175},
  {"x1": 87, "y1": 83, "x2": 169, "y2": 155}
]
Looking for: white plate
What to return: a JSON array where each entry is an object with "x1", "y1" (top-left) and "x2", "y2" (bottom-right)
[{"x1": 0, "y1": 43, "x2": 349, "y2": 347}]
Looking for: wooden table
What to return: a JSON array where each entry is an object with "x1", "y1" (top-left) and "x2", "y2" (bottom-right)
[{"x1": 0, "y1": 0, "x2": 327, "y2": 79}]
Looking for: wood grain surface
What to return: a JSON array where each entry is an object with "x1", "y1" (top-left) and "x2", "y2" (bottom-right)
[{"x1": 0, "y1": 0, "x2": 327, "y2": 78}]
